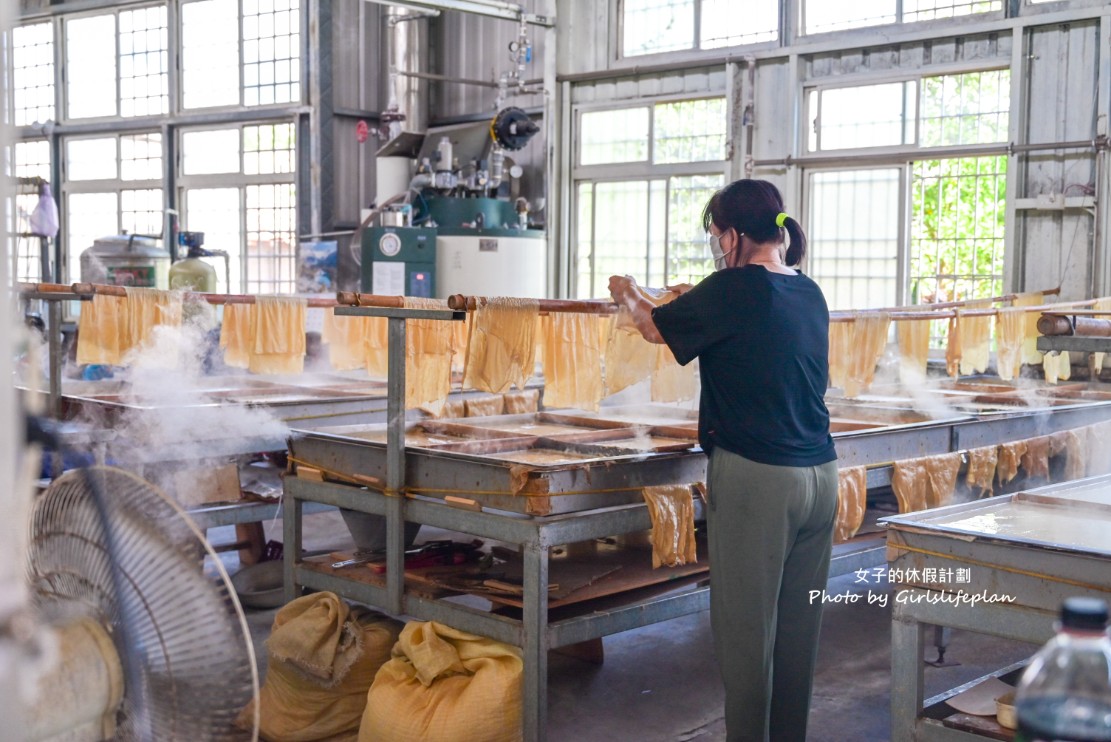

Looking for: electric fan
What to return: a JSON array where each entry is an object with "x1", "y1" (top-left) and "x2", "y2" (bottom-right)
[{"x1": 25, "y1": 466, "x2": 260, "y2": 741}]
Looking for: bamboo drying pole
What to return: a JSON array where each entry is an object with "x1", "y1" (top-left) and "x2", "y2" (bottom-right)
[
  {"x1": 447, "y1": 294, "x2": 619, "y2": 314},
  {"x1": 19, "y1": 281, "x2": 340, "y2": 308},
  {"x1": 862, "y1": 286, "x2": 1061, "y2": 314},
  {"x1": 335, "y1": 292, "x2": 407, "y2": 307}
]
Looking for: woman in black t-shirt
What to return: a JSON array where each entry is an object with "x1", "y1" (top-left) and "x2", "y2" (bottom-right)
[{"x1": 609, "y1": 178, "x2": 838, "y2": 742}]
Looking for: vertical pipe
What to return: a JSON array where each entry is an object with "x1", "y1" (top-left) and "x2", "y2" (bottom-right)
[
  {"x1": 47, "y1": 299, "x2": 62, "y2": 419},
  {"x1": 890, "y1": 607, "x2": 926, "y2": 742},
  {"x1": 283, "y1": 488, "x2": 303, "y2": 603},
  {"x1": 385, "y1": 315, "x2": 406, "y2": 615},
  {"x1": 389, "y1": 8, "x2": 429, "y2": 134},
  {"x1": 521, "y1": 540, "x2": 549, "y2": 742}
]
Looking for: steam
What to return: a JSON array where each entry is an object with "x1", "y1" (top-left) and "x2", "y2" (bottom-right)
[{"x1": 71, "y1": 303, "x2": 290, "y2": 479}]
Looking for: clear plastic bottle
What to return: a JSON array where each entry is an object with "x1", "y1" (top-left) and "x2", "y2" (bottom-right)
[{"x1": 1015, "y1": 597, "x2": 1111, "y2": 742}]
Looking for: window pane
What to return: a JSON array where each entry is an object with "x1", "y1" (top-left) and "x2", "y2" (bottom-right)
[
  {"x1": 66, "y1": 137, "x2": 118, "y2": 180},
  {"x1": 186, "y1": 187, "x2": 242, "y2": 293},
  {"x1": 66, "y1": 15, "x2": 117, "y2": 119},
  {"x1": 121, "y1": 132, "x2": 163, "y2": 180},
  {"x1": 920, "y1": 70, "x2": 1010, "y2": 147},
  {"x1": 804, "y1": 0, "x2": 895, "y2": 34},
  {"x1": 701, "y1": 0, "x2": 777, "y2": 48},
  {"x1": 183, "y1": 129, "x2": 241, "y2": 174},
  {"x1": 815, "y1": 82, "x2": 915, "y2": 151},
  {"x1": 243, "y1": 122, "x2": 296, "y2": 174},
  {"x1": 182, "y1": 0, "x2": 240, "y2": 108},
  {"x1": 903, "y1": 0, "x2": 1001, "y2": 22},
  {"x1": 808, "y1": 169, "x2": 901, "y2": 310},
  {"x1": 245, "y1": 183, "x2": 297, "y2": 294},
  {"x1": 67, "y1": 192, "x2": 119, "y2": 282},
  {"x1": 666, "y1": 174, "x2": 722, "y2": 285},
  {"x1": 243, "y1": 0, "x2": 301, "y2": 106},
  {"x1": 910, "y1": 157, "x2": 1006, "y2": 343},
  {"x1": 648, "y1": 179, "x2": 666, "y2": 288},
  {"x1": 654, "y1": 98, "x2": 726, "y2": 163},
  {"x1": 623, "y1": 0, "x2": 694, "y2": 56},
  {"x1": 121, "y1": 188, "x2": 163, "y2": 235},
  {"x1": 575, "y1": 184, "x2": 594, "y2": 299},
  {"x1": 9, "y1": 141, "x2": 53, "y2": 282},
  {"x1": 12, "y1": 22, "x2": 55, "y2": 126},
  {"x1": 580, "y1": 108, "x2": 649, "y2": 165},
  {"x1": 119, "y1": 6, "x2": 168, "y2": 117},
  {"x1": 591, "y1": 181, "x2": 649, "y2": 295}
]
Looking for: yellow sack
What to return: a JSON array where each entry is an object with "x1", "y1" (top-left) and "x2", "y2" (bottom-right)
[
  {"x1": 246, "y1": 592, "x2": 401, "y2": 742},
  {"x1": 360, "y1": 621, "x2": 523, "y2": 742}
]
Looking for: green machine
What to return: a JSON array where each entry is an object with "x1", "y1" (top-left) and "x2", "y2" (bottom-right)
[{"x1": 361, "y1": 226, "x2": 437, "y2": 297}]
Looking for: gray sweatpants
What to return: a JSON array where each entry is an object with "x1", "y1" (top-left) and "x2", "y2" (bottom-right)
[{"x1": 706, "y1": 447, "x2": 839, "y2": 742}]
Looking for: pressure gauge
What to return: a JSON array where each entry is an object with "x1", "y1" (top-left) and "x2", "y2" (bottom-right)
[{"x1": 378, "y1": 232, "x2": 402, "y2": 257}]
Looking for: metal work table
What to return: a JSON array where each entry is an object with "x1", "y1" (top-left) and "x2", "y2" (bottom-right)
[{"x1": 882, "y1": 476, "x2": 1111, "y2": 741}]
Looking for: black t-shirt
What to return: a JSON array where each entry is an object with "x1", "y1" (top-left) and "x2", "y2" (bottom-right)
[{"x1": 651, "y1": 265, "x2": 837, "y2": 467}]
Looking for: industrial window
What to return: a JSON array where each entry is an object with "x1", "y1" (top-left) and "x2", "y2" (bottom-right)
[
  {"x1": 61, "y1": 133, "x2": 164, "y2": 281},
  {"x1": 808, "y1": 70, "x2": 1008, "y2": 152},
  {"x1": 245, "y1": 183, "x2": 297, "y2": 294},
  {"x1": 6, "y1": 140, "x2": 53, "y2": 284},
  {"x1": 802, "y1": 0, "x2": 1000, "y2": 35},
  {"x1": 181, "y1": 0, "x2": 302, "y2": 110},
  {"x1": 574, "y1": 96, "x2": 725, "y2": 298},
  {"x1": 809, "y1": 83, "x2": 916, "y2": 151},
  {"x1": 807, "y1": 169, "x2": 902, "y2": 311},
  {"x1": 579, "y1": 108, "x2": 649, "y2": 165},
  {"x1": 243, "y1": 0, "x2": 301, "y2": 106},
  {"x1": 64, "y1": 8, "x2": 169, "y2": 120},
  {"x1": 179, "y1": 122, "x2": 297, "y2": 294},
  {"x1": 118, "y1": 6, "x2": 170, "y2": 117},
  {"x1": 181, "y1": 0, "x2": 240, "y2": 109},
  {"x1": 910, "y1": 156, "x2": 1007, "y2": 307},
  {"x1": 654, "y1": 98, "x2": 727, "y2": 163},
  {"x1": 920, "y1": 70, "x2": 1010, "y2": 147},
  {"x1": 622, "y1": 0, "x2": 777, "y2": 57},
  {"x1": 10, "y1": 22, "x2": 55, "y2": 127},
  {"x1": 575, "y1": 174, "x2": 723, "y2": 299}
]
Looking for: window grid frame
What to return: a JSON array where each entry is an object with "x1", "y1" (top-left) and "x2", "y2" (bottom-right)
[
  {"x1": 177, "y1": 120, "x2": 297, "y2": 295},
  {"x1": 10, "y1": 21, "x2": 56, "y2": 127},
  {"x1": 59, "y1": 131, "x2": 165, "y2": 283},
  {"x1": 805, "y1": 63, "x2": 1011, "y2": 156},
  {"x1": 620, "y1": 0, "x2": 781, "y2": 59}
]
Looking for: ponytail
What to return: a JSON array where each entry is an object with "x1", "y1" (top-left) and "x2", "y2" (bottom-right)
[{"x1": 782, "y1": 216, "x2": 807, "y2": 268}]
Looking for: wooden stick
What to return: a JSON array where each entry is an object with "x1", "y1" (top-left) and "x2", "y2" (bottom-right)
[
  {"x1": 861, "y1": 286, "x2": 1061, "y2": 313},
  {"x1": 447, "y1": 294, "x2": 618, "y2": 314},
  {"x1": 335, "y1": 291, "x2": 407, "y2": 308},
  {"x1": 21, "y1": 281, "x2": 337, "y2": 307},
  {"x1": 1038, "y1": 314, "x2": 1111, "y2": 337},
  {"x1": 830, "y1": 298, "x2": 1100, "y2": 323}
]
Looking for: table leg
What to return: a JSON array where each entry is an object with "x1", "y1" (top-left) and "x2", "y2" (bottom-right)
[
  {"x1": 891, "y1": 609, "x2": 926, "y2": 742},
  {"x1": 522, "y1": 541, "x2": 549, "y2": 742}
]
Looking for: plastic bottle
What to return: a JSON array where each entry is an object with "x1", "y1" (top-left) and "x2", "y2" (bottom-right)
[{"x1": 1014, "y1": 597, "x2": 1111, "y2": 742}]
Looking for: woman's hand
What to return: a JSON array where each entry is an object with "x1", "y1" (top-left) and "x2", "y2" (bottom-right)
[
  {"x1": 608, "y1": 274, "x2": 637, "y2": 303},
  {"x1": 666, "y1": 283, "x2": 694, "y2": 296}
]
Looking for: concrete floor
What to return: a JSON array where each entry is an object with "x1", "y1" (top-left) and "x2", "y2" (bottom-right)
[{"x1": 216, "y1": 511, "x2": 1034, "y2": 742}]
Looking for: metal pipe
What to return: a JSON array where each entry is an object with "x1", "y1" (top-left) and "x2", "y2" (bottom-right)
[
  {"x1": 755, "y1": 137, "x2": 1108, "y2": 169},
  {"x1": 47, "y1": 300, "x2": 62, "y2": 419},
  {"x1": 447, "y1": 294, "x2": 618, "y2": 314}
]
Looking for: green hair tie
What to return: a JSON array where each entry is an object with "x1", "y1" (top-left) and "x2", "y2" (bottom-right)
[{"x1": 775, "y1": 212, "x2": 789, "y2": 228}]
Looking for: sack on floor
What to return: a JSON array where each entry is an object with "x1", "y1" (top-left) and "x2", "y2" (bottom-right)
[
  {"x1": 359, "y1": 620, "x2": 523, "y2": 742},
  {"x1": 242, "y1": 591, "x2": 402, "y2": 742}
]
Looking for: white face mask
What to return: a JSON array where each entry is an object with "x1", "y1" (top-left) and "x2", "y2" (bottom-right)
[{"x1": 709, "y1": 232, "x2": 734, "y2": 271}]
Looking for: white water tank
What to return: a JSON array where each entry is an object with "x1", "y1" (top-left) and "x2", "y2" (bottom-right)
[{"x1": 435, "y1": 231, "x2": 546, "y2": 298}]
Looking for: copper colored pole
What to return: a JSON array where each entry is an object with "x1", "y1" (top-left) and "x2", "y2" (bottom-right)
[
  {"x1": 447, "y1": 294, "x2": 618, "y2": 314},
  {"x1": 335, "y1": 292, "x2": 407, "y2": 308},
  {"x1": 1038, "y1": 314, "x2": 1111, "y2": 337}
]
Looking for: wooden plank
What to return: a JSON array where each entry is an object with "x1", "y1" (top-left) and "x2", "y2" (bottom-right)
[{"x1": 941, "y1": 713, "x2": 1014, "y2": 741}]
